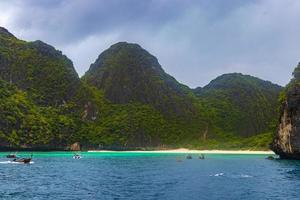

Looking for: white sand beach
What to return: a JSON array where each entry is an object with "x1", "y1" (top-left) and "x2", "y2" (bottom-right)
[{"x1": 88, "y1": 148, "x2": 275, "y2": 154}]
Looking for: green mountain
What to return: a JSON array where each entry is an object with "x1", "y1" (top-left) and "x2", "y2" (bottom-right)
[
  {"x1": 195, "y1": 73, "x2": 282, "y2": 137},
  {"x1": 0, "y1": 27, "x2": 283, "y2": 150},
  {"x1": 83, "y1": 42, "x2": 195, "y2": 117},
  {"x1": 82, "y1": 42, "x2": 208, "y2": 147},
  {"x1": 0, "y1": 27, "x2": 80, "y2": 106},
  {"x1": 0, "y1": 27, "x2": 85, "y2": 149}
]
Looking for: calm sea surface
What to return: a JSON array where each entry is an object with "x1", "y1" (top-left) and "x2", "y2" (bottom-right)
[{"x1": 0, "y1": 152, "x2": 299, "y2": 200}]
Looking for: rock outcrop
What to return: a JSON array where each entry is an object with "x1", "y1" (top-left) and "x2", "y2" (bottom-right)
[
  {"x1": 272, "y1": 85, "x2": 300, "y2": 159},
  {"x1": 69, "y1": 142, "x2": 81, "y2": 151}
]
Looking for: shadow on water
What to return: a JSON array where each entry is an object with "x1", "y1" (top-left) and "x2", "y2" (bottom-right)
[{"x1": 272, "y1": 159, "x2": 300, "y2": 179}]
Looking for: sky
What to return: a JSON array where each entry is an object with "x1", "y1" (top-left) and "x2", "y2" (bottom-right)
[{"x1": 0, "y1": 0, "x2": 300, "y2": 88}]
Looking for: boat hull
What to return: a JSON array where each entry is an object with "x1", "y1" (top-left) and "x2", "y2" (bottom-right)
[{"x1": 13, "y1": 158, "x2": 32, "y2": 164}]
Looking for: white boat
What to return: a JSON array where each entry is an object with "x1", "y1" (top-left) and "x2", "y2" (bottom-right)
[{"x1": 73, "y1": 154, "x2": 82, "y2": 159}]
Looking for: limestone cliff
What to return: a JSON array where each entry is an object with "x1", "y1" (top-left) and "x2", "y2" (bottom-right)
[{"x1": 272, "y1": 67, "x2": 300, "y2": 159}]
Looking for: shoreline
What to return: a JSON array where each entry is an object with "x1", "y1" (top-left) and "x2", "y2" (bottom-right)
[{"x1": 88, "y1": 148, "x2": 275, "y2": 155}]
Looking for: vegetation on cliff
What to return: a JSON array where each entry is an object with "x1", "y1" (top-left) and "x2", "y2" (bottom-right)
[
  {"x1": 0, "y1": 27, "x2": 283, "y2": 150},
  {"x1": 0, "y1": 27, "x2": 80, "y2": 106},
  {"x1": 0, "y1": 79, "x2": 79, "y2": 148},
  {"x1": 271, "y1": 62, "x2": 300, "y2": 158},
  {"x1": 82, "y1": 42, "x2": 195, "y2": 117},
  {"x1": 194, "y1": 73, "x2": 282, "y2": 137}
]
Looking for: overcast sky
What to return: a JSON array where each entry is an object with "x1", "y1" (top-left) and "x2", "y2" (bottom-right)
[{"x1": 1, "y1": 0, "x2": 299, "y2": 88}]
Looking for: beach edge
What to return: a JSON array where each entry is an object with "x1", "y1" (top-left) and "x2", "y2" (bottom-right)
[{"x1": 88, "y1": 148, "x2": 275, "y2": 154}]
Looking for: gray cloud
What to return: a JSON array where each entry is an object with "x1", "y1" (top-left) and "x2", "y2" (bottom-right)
[{"x1": 0, "y1": 0, "x2": 299, "y2": 87}]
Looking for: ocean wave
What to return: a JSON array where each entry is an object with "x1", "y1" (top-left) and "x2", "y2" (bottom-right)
[
  {"x1": 240, "y1": 174, "x2": 253, "y2": 178},
  {"x1": 0, "y1": 161, "x2": 34, "y2": 164},
  {"x1": 209, "y1": 173, "x2": 253, "y2": 178},
  {"x1": 210, "y1": 173, "x2": 224, "y2": 177}
]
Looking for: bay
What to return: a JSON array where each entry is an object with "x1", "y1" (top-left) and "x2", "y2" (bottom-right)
[{"x1": 0, "y1": 152, "x2": 298, "y2": 200}]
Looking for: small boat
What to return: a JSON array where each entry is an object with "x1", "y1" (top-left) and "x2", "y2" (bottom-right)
[
  {"x1": 186, "y1": 154, "x2": 192, "y2": 159},
  {"x1": 12, "y1": 154, "x2": 33, "y2": 164},
  {"x1": 6, "y1": 153, "x2": 17, "y2": 158},
  {"x1": 13, "y1": 158, "x2": 32, "y2": 164},
  {"x1": 73, "y1": 154, "x2": 81, "y2": 159},
  {"x1": 199, "y1": 154, "x2": 205, "y2": 159}
]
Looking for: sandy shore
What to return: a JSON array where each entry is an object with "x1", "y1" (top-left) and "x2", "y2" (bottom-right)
[{"x1": 88, "y1": 148, "x2": 275, "y2": 154}]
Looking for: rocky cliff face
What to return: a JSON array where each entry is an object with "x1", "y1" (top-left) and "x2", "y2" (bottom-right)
[{"x1": 272, "y1": 85, "x2": 300, "y2": 159}]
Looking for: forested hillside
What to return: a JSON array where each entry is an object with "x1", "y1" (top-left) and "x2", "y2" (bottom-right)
[{"x1": 0, "y1": 27, "x2": 282, "y2": 150}]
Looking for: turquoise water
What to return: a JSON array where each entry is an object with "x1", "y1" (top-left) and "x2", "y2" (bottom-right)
[{"x1": 0, "y1": 152, "x2": 299, "y2": 200}]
